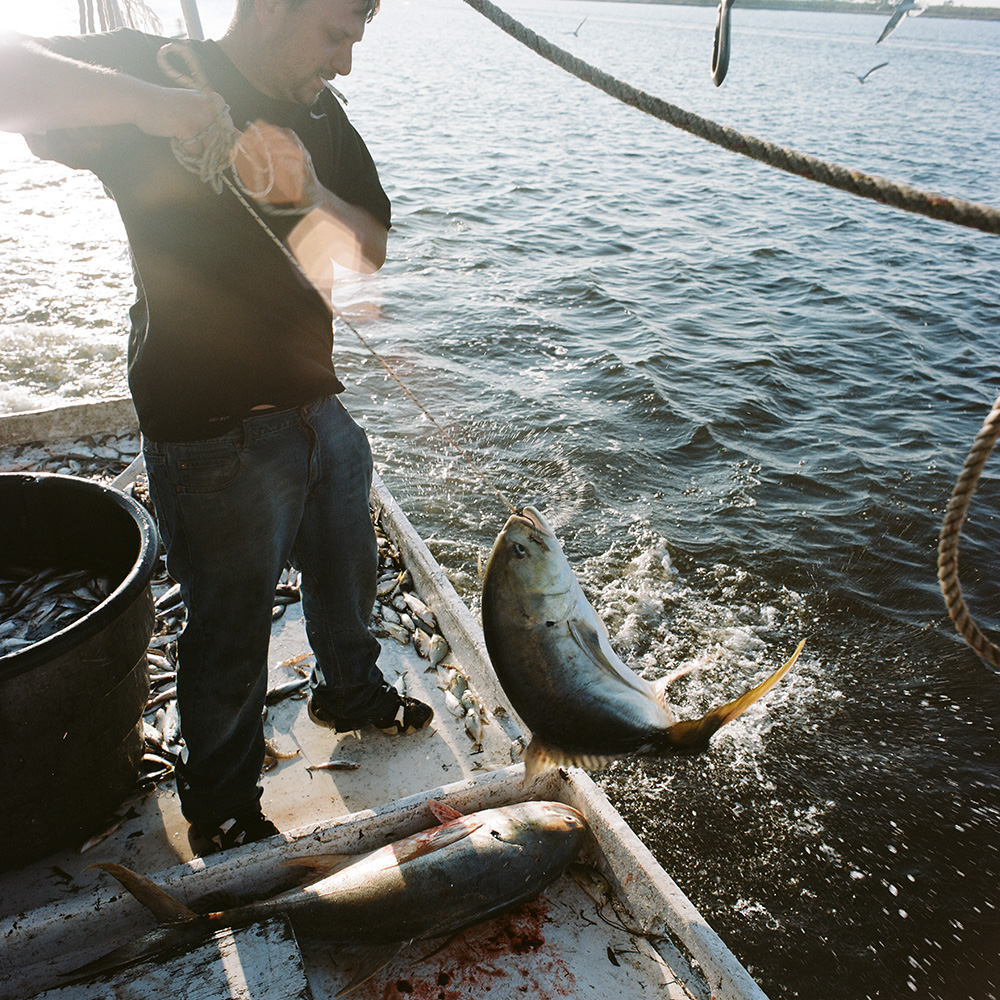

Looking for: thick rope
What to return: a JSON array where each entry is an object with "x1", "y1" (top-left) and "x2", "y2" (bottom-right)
[
  {"x1": 462, "y1": 0, "x2": 1000, "y2": 237},
  {"x1": 937, "y1": 395, "x2": 1000, "y2": 669}
]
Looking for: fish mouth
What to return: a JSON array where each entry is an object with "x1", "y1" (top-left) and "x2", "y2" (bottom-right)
[
  {"x1": 508, "y1": 506, "x2": 557, "y2": 548},
  {"x1": 539, "y1": 802, "x2": 587, "y2": 833}
]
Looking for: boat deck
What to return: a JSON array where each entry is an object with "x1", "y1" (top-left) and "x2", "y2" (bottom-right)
[{"x1": 0, "y1": 400, "x2": 765, "y2": 1000}]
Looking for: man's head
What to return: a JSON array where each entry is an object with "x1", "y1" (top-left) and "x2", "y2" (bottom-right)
[{"x1": 226, "y1": 0, "x2": 379, "y2": 104}]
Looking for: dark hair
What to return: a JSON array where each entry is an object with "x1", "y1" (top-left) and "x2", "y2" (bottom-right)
[{"x1": 235, "y1": 0, "x2": 380, "y2": 22}]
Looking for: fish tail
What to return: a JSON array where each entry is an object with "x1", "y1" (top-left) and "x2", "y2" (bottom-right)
[
  {"x1": 61, "y1": 863, "x2": 208, "y2": 980},
  {"x1": 662, "y1": 639, "x2": 805, "y2": 755},
  {"x1": 87, "y1": 861, "x2": 200, "y2": 921},
  {"x1": 523, "y1": 737, "x2": 617, "y2": 782},
  {"x1": 62, "y1": 921, "x2": 210, "y2": 981}
]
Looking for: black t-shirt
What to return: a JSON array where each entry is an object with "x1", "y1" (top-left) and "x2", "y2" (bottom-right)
[{"x1": 32, "y1": 30, "x2": 391, "y2": 442}]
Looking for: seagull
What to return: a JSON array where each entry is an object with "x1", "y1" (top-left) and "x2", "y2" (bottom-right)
[
  {"x1": 567, "y1": 17, "x2": 587, "y2": 37},
  {"x1": 848, "y1": 61, "x2": 889, "y2": 83},
  {"x1": 876, "y1": 0, "x2": 927, "y2": 44}
]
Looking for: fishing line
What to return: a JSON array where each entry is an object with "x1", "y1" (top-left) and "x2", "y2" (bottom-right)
[
  {"x1": 155, "y1": 41, "x2": 520, "y2": 518},
  {"x1": 330, "y1": 309, "x2": 520, "y2": 517}
]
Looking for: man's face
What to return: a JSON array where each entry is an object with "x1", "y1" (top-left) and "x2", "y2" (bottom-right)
[{"x1": 258, "y1": 0, "x2": 369, "y2": 105}]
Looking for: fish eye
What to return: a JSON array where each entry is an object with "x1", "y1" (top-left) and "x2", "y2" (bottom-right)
[{"x1": 511, "y1": 542, "x2": 528, "y2": 559}]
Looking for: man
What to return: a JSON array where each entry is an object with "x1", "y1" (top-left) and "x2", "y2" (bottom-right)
[{"x1": 0, "y1": 0, "x2": 434, "y2": 855}]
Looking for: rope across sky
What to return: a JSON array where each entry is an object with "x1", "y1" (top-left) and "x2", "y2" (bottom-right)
[{"x1": 462, "y1": 0, "x2": 1000, "y2": 237}]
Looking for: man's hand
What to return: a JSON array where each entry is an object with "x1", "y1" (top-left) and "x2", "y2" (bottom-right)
[
  {"x1": 141, "y1": 86, "x2": 232, "y2": 146},
  {"x1": 230, "y1": 118, "x2": 387, "y2": 274},
  {"x1": 232, "y1": 121, "x2": 318, "y2": 208}
]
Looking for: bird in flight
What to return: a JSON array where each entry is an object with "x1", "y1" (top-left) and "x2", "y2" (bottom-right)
[
  {"x1": 848, "y1": 61, "x2": 889, "y2": 83},
  {"x1": 877, "y1": 0, "x2": 927, "y2": 44}
]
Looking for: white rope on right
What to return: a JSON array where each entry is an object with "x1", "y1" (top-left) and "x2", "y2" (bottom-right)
[{"x1": 937, "y1": 394, "x2": 1000, "y2": 669}]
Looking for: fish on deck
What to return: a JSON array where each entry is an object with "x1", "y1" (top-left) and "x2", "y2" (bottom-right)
[
  {"x1": 481, "y1": 507, "x2": 804, "y2": 780},
  {"x1": 67, "y1": 799, "x2": 588, "y2": 995}
]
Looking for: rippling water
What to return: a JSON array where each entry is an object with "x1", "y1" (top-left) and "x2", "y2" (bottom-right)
[{"x1": 2, "y1": 2, "x2": 999, "y2": 997}]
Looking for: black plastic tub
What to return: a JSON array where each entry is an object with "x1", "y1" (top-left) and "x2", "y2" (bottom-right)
[{"x1": 0, "y1": 473, "x2": 158, "y2": 870}]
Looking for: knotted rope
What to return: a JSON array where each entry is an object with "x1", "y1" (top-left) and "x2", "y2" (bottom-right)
[
  {"x1": 937, "y1": 396, "x2": 1000, "y2": 669},
  {"x1": 157, "y1": 41, "x2": 318, "y2": 213},
  {"x1": 462, "y1": 0, "x2": 1000, "y2": 237}
]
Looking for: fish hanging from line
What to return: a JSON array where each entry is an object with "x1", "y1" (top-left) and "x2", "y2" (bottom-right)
[
  {"x1": 481, "y1": 506, "x2": 804, "y2": 781},
  {"x1": 64, "y1": 799, "x2": 587, "y2": 995},
  {"x1": 711, "y1": 0, "x2": 736, "y2": 87}
]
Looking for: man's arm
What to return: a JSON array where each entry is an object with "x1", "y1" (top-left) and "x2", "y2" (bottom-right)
[
  {"x1": 0, "y1": 32, "x2": 226, "y2": 142},
  {"x1": 235, "y1": 122, "x2": 387, "y2": 273}
]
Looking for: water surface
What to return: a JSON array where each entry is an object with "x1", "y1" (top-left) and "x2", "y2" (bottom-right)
[{"x1": 2, "y1": 3, "x2": 998, "y2": 997}]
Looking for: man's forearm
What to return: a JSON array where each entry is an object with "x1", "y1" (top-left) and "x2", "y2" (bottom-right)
[
  {"x1": 0, "y1": 33, "x2": 225, "y2": 140},
  {"x1": 317, "y1": 189, "x2": 387, "y2": 273}
]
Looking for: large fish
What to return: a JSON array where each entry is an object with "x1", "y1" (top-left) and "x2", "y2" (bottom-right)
[
  {"x1": 67, "y1": 800, "x2": 587, "y2": 993},
  {"x1": 482, "y1": 507, "x2": 804, "y2": 780}
]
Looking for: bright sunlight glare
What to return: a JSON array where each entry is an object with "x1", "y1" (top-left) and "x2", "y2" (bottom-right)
[
  {"x1": 2, "y1": 0, "x2": 998, "y2": 38},
  {"x1": 0, "y1": 0, "x2": 232, "y2": 38}
]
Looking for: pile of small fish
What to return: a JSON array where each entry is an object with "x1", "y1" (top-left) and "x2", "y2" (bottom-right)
[
  {"x1": 0, "y1": 432, "x2": 140, "y2": 665},
  {"x1": 0, "y1": 566, "x2": 114, "y2": 658},
  {"x1": 0, "y1": 431, "x2": 141, "y2": 479},
  {"x1": 371, "y1": 514, "x2": 489, "y2": 751}
]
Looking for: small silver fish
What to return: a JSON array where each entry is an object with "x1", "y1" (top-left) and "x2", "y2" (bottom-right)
[
  {"x1": 306, "y1": 760, "x2": 361, "y2": 774},
  {"x1": 402, "y1": 592, "x2": 438, "y2": 631},
  {"x1": 265, "y1": 677, "x2": 310, "y2": 705},
  {"x1": 413, "y1": 627, "x2": 433, "y2": 659},
  {"x1": 262, "y1": 739, "x2": 300, "y2": 772},
  {"x1": 464, "y1": 704, "x2": 484, "y2": 748},
  {"x1": 427, "y1": 633, "x2": 449, "y2": 667},
  {"x1": 444, "y1": 690, "x2": 465, "y2": 719}
]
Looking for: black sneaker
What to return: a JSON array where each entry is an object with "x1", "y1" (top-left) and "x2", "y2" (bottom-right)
[
  {"x1": 372, "y1": 693, "x2": 434, "y2": 735},
  {"x1": 188, "y1": 807, "x2": 279, "y2": 856},
  {"x1": 309, "y1": 688, "x2": 434, "y2": 735}
]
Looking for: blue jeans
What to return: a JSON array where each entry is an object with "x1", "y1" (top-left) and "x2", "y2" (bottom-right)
[{"x1": 143, "y1": 395, "x2": 386, "y2": 826}]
